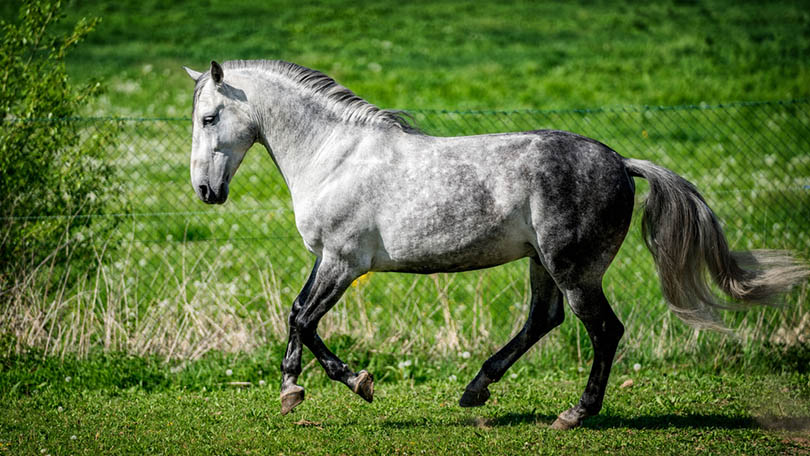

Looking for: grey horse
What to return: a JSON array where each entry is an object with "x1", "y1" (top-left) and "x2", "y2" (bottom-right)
[{"x1": 184, "y1": 60, "x2": 807, "y2": 429}]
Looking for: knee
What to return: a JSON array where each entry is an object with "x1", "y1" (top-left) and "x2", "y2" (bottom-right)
[
  {"x1": 588, "y1": 315, "x2": 624, "y2": 345},
  {"x1": 602, "y1": 313, "x2": 624, "y2": 339},
  {"x1": 293, "y1": 313, "x2": 317, "y2": 339},
  {"x1": 287, "y1": 300, "x2": 303, "y2": 326}
]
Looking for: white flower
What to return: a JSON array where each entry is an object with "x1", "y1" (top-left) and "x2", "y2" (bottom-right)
[
  {"x1": 448, "y1": 374, "x2": 457, "y2": 382},
  {"x1": 258, "y1": 380, "x2": 266, "y2": 386},
  {"x1": 460, "y1": 351, "x2": 471, "y2": 359},
  {"x1": 57, "y1": 406, "x2": 63, "y2": 412},
  {"x1": 633, "y1": 363, "x2": 641, "y2": 372},
  {"x1": 397, "y1": 360, "x2": 412, "y2": 369},
  {"x1": 70, "y1": 435, "x2": 77, "y2": 440},
  {"x1": 64, "y1": 376, "x2": 72, "y2": 383},
  {"x1": 509, "y1": 373, "x2": 518, "y2": 380},
  {"x1": 225, "y1": 369, "x2": 233, "y2": 377}
]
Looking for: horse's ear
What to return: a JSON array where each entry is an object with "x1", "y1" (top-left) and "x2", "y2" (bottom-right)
[
  {"x1": 183, "y1": 66, "x2": 203, "y2": 82},
  {"x1": 183, "y1": 66, "x2": 202, "y2": 82},
  {"x1": 210, "y1": 61, "x2": 224, "y2": 86}
]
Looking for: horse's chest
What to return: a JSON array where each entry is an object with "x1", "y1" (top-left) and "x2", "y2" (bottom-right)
[
  {"x1": 292, "y1": 199, "x2": 372, "y2": 258},
  {"x1": 293, "y1": 209, "x2": 325, "y2": 256}
]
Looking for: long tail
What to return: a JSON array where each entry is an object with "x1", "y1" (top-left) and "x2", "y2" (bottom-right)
[{"x1": 623, "y1": 158, "x2": 809, "y2": 330}]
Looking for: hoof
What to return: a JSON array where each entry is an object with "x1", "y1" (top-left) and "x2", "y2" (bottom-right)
[
  {"x1": 550, "y1": 407, "x2": 585, "y2": 430},
  {"x1": 280, "y1": 385, "x2": 305, "y2": 415},
  {"x1": 353, "y1": 370, "x2": 374, "y2": 403},
  {"x1": 459, "y1": 387, "x2": 490, "y2": 407},
  {"x1": 550, "y1": 416, "x2": 581, "y2": 430}
]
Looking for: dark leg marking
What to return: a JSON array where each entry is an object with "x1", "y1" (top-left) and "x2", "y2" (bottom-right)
[
  {"x1": 280, "y1": 259, "x2": 320, "y2": 415},
  {"x1": 461, "y1": 258, "x2": 565, "y2": 407},
  {"x1": 551, "y1": 285, "x2": 624, "y2": 430},
  {"x1": 280, "y1": 258, "x2": 373, "y2": 415}
]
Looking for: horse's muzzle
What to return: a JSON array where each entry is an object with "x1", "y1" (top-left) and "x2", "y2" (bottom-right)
[{"x1": 197, "y1": 182, "x2": 228, "y2": 204}]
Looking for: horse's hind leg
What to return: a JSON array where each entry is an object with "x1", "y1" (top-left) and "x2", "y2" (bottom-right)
[
  {"x1": 280, "y1": 256, "x2": 373, "y2": 415},
  {"x1": 550, "y1": 284, "x2": 624, "y2": 430},
  {"x1": 460, "y1": 257, "x2": 564, "y2": 407}
]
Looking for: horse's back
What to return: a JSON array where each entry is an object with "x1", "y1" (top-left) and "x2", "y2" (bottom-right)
[{"x1": 365, "y1": 129, "x2": 636, "y2": 275}]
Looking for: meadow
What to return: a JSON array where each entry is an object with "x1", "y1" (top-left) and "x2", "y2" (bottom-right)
[
  {"x1": 1, "y1": 0, "x2": 810, "y2": 453},
  {"x1": 2, "y1": 352, "x2": 810, "y2": 455}
]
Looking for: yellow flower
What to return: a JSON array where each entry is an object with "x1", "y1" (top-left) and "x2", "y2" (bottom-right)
[{"x1": 351, "y1": 272, "x2": 373, "y2": 287}]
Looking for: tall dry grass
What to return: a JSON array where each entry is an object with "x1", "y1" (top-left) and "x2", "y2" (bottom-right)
[
  {"x1": 1, "y1": 227, "x2": 808, "y2": 366},
  {"x1": 0, "y1": 228, "x2": 516, "y2": 361}
]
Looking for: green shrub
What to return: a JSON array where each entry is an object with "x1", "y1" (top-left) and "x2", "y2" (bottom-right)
[{"x1": 0, "y1": 1, "x2": 120, "y2": 287}]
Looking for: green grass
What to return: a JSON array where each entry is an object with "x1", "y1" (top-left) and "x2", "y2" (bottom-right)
[
  {"x1": 1, "y1": 351, "x2": 809, "y2": 455},
  {"x1": 4, "y1": 0, "x2": 809, "y2": 116}
]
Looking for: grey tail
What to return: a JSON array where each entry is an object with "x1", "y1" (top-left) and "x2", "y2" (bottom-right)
[{"x1": 624, "y1": 158, "x2": 809, "y2": 330}]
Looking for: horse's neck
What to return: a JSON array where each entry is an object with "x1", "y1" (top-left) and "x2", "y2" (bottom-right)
[
  {"x1": 253, "y1": 83, "x2": 373, "y2": 205},
  {"x1": 259, "y1": 125, "x2": 345, "y2": 200},
  {"x1": 250, "y1": 80, "x2": 336, "y2": 192},
  {"x1": 247, "y1": 71, "x2": 410, "y2": 206}
]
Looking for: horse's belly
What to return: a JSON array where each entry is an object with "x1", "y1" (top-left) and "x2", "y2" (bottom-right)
[{"x1": 372, "y1": 218, "x2": 535, "y2": 273}]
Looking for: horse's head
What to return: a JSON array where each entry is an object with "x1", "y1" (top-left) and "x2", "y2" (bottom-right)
[{"x1": 184, "y1": 61, "x2": 256, "y2": 204}]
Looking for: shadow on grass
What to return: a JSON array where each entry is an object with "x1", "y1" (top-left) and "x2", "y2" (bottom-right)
[
  {"x1": 491, "y1": 412, "x2": 810, "y2": 431},
  {"x1": 583, "y1": 414, "x2": 757, "y2": 430},
  {"x1": 378, "y1": 413, "x2": 810, "y2": 432}
]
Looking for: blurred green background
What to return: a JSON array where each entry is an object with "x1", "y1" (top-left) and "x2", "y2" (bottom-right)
[{"x1": 3, "y1": 0, "x2": 808, "y2": 116}]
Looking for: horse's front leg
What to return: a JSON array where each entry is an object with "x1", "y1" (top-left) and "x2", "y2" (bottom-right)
[
  {"x1": 279, "y1": 256, "x2": 373, "y2": 414},
  {"x1": 280, "y1": 259, "x2": 321, "y2": 415}
]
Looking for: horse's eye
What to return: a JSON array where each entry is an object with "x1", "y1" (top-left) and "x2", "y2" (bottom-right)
[{"x1": 202, "y1": 114, "x2": 217, "y2": 126}]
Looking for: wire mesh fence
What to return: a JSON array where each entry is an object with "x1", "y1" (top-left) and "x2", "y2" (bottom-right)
[{"x1": 5, "y1": 99, "x2": 810, "y2": 358}]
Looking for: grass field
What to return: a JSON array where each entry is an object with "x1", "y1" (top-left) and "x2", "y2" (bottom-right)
[
  {"x1": 2, "y1": 1, "x2": 810, "y2": 452},
  {"x1": 2, "y1": 351, "x2": 809, "y2": 455}
]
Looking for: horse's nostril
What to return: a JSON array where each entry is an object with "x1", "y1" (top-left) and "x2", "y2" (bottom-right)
[{"x1": 198, "y1": 184, "x2": 210, "y2": 200}]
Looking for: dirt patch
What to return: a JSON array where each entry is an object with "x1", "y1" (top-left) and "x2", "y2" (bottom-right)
[
  {"x1": 465, "y1": 417, "x2": 494, "y2": 429},
  {"x1": 756, "y1": 415, "x2": 810, "y2": 432}
]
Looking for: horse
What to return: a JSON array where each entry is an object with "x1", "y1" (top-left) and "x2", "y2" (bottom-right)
[{"x1": 183, "y1": 60, "x2": 808, "y2": 429}]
